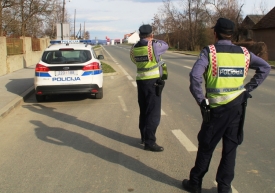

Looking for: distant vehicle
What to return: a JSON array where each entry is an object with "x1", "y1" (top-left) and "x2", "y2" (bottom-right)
[{"x1": 34, "y1": 40, "x2": 104, "y2": 102}]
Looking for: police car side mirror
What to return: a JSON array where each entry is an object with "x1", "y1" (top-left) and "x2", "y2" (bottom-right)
[{"x1": 97, "y1": 55, "x2": 104, "y2": 60}]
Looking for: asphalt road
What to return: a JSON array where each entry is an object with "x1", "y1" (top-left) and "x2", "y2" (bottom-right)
[{"x1": 0, "y1": 44, "x2": 274, "y2": 193}]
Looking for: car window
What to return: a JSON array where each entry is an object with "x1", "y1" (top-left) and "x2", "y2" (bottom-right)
[
  {"x1": 42, "y1": 50, "x2": 92, "y2": 64},
  {"x1": 91, "y1": 49, "x2": 97, "y2": 59}
]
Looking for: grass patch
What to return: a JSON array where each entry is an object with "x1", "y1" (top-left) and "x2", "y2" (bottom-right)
[
  {"x1": 169, "y1": 48, "x2": 200, "y2": 56},
  {"x1": 181, "y1": 51, "x2": 200, "y2": 56},
  {"x1": 101, "y1": 62, "x2": 116, "y2": 73},
  {"x1": 93, "y1": 45, "x2": 101, "y2": 49},
  {"x1": 168, "y1": 47, "x2": 178, "y2": 51},
  {"x1": 268, "y1": 60, "x2": 275, "y2": 66}
]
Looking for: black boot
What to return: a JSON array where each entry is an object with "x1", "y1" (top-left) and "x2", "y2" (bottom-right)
[
  {"x1": 182, "y1": 179, "x2": 201, "y2": 193},
  {"x1": 144, "y1": 143, "x2": 164, "y2": 152}
]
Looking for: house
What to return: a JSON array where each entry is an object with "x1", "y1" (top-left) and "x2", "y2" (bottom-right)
[
  {"x1": 252, "y1": 7, "x2": 275, "y2": 60},
  {"x1": 239, "y1": 15, "x2": 264, "y2": 41},
  {"x1": 123, "y1": 31, "x2": 139, "y2": 44}
]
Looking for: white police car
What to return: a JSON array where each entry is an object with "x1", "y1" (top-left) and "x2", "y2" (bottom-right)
[{"x1": 34, "y1": 40, "x2": 104, "y2": 102}]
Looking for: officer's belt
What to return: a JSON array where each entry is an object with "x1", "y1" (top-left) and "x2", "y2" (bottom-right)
[
  {"x1": 206, "y1": 85, "x2": 244, "y2": 93},
  {"x1": 208, "y1": 89, "x2": 245, "y2": 104},
  {"x1": 137, "y1": 61, "x2": 165, "y2": 72}
]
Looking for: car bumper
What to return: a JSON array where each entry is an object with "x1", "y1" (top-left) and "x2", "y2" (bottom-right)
[{"x1": 35, "y1": 84, "x2": 101, "y2": 95}]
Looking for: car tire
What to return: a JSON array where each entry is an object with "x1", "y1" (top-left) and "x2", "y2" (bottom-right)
[
  {"x1": 95, "y1": 88, "x2": 103, "y2": 99},
  {"x1": 36, "y1": 94, "x2": 45, "y2": 102}
]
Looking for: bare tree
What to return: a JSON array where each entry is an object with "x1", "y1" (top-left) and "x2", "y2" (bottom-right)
[
  {"x1": 18, "y1": 0, "x2": 56, "y2": 36},
  {"x1": 1, "y1": 0, "x2": 71, "y2": 38},
  {"x1": 43, "y1": 0, "x2": 71, "y2": 39},
  {"x1": 202, "y1": 0, "x2": 244, "y2": 31},
  {"x1": 84, "y1": 31, "x2": 90, "y2": 40},
  {"x1": 153, "y1": 0, "x2": 246, "y2": 50},
  {"x1": 251, "y1": 0, "x2": 268, "y2": 15},
  {"x1": 0, "y1": 0, "x2": 17, "y2": 36}
]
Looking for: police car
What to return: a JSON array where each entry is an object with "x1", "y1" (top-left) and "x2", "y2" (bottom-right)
[{"x1": 34, "y1": 40, "x2": 104, "y2": 102}]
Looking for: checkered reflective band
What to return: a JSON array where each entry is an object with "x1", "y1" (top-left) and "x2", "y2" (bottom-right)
[
  {"x1": 148, "y1": 40, "x2": 153, "y2": 61},
  {"x1": 240, "y1": 46, "x2": 250, "y2": 76},
  {"x1": 208, "y1": 45, "x2": 218, "y2": 77},
  {"x1": 218, "y1": 67, "x2": 245, "y2": 77}
]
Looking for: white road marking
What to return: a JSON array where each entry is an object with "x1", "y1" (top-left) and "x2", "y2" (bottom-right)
[
  {"x1": 172, "y1": 129, "x2": 198, "y2": 152},
  {"x1": 118, "y1": 65, "x2": 129, "y2": 76},
  {"x1": 184, "y1": 66, "x2": 192, "y2": 69},
  {"x1": 213, "y1": 181, "x2": 239, "y2": 193},
  {"x1": 101, "y1": 46, "x2": 116, "y2": 62},
  {"x1": 127, "y1": 75, "x2": 133, "y2": 80},
  {"x1": 161, "y1": 109, "x2": 166, "y2": 115},
  {"x1": 132, "y1": 82, "x2": 137, "y2": 87},
  {"x1": 118, "y1": 96, "x2": 128, "y2": 112}
]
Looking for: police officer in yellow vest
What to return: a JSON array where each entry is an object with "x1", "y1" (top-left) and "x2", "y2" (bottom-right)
[
  {"x1": 130, "y1": 24, "x2": 168, "y2": 152},
  {"x1": 182, "y1": 18, "x2": 271, "y2": 193}
]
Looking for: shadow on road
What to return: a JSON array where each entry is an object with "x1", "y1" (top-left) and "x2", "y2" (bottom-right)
[
  {"x1": 25, "y1": 104, "x2": 182, "y2": 189},
  {"x1": 25, "y1": 104, "x2": 217, "y2": 192}
]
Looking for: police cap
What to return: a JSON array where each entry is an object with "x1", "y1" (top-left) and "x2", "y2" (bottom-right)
[
  {"x1": 139, "y1": 24, "x2": 152, "y2": 35},
  {"x1": 212, "y1": 18, "x2": 235, "y2": 35}
]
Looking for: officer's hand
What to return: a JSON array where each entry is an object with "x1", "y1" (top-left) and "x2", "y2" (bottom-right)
[
  {"x1": 244, "y1": 91, "x2": 252, "y2": 99},
  {"x1": 200, "y1": 99, "x2": 209, "y2": 109}
]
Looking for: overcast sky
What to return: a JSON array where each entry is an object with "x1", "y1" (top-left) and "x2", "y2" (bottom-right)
[{"x1": 65, "y1": 0, "x2": 275, "y2": 40}]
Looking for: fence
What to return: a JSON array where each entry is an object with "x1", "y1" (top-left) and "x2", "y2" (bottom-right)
[
  {"x1": 6, "y1": 38, "x2": 24, "y2": 55},
  {"x1": 32, "y1": 38, "x2": 40, "y2": 51},
  {"x1": 0, "y1": 37, "x2": 50, "y2": 76}
]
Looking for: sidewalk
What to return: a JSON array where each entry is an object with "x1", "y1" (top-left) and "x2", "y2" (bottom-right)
[{"x1": 0, "y1": 65, "x2": 35, "y2": 120}]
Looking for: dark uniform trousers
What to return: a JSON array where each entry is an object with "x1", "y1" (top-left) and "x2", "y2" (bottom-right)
[
  {"x1": 136, "y1": 78, "x2": 161, "y2": 146},
  {"x1": 190, "y1": 93, "x2": 245, "y2": 193}
]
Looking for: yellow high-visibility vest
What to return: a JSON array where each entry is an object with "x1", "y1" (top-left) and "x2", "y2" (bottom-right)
[
  {"x1": 205, "y1": 44, "x2": 250, "y2": 108},
  {"x1": 130, "y1": 40, "x2": 167, "y2": 80}
]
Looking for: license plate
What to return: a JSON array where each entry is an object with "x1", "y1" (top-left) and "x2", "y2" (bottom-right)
[{"x1": 55, "y1": 70, "x2": 78, "y2": 76}]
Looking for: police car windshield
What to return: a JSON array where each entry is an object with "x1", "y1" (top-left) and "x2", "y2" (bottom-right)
[{"x1": 42, "y1": 50, "x2": 92, "y2": 64}]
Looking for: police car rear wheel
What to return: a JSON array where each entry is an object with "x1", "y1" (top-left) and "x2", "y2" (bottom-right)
[
  {"x1": 36, "y1": 94, "x2": 45, "y2": 102},
  {"x1": 95, "y1": 88, "x2": 103, "y2": 99}
]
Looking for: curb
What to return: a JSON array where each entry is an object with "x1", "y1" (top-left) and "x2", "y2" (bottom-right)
[
  {"x1": 0, "y1": 86, "x2": 34, "y2": 121},
  {"x1": 104, "y1": 72, "x2": 118, "y2": 76}
]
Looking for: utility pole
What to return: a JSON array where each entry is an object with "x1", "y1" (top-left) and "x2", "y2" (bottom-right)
[
  {"x1": 61, "y1": 0, "x2": 65, "y2": 40},
  {"x1": 83, "y1": 22, "x2": 85, "y2": 39},
  {"x1": 62, "y1": 0, "x2": 65, "y2": 23},
  {"x1": 74, "y1": 9, "x2": 76, "y2": 39}
]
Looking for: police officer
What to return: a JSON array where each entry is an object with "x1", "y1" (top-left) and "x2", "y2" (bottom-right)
[
  {"x1": 182, "y1": 18, "x2": 271, "y2": 193},
  {"x1": 130, "y1": 24, "x2": 169, "y2": 152}
]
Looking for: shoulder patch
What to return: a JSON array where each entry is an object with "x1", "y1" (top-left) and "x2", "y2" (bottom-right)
[{"x1": 199, "y1": 52, "x2": 205, "y2": 59}]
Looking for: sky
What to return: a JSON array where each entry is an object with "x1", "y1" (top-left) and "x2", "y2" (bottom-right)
[{"x1": 65, "y1": 0, "x2": 275, "y2": 40}]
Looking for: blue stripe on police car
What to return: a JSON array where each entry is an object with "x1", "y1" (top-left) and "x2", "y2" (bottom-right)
[
  {"x1": 35, "y1": 72, "x2": 51, "y2": 77},
  {"x1": 82, "y1": 70, "x2": 102, "y2": 76}
]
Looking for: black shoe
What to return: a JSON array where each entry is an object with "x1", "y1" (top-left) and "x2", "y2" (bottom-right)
[
  {"x1": 140, "y1": 139, "x2": 145, "y2": 145},
  {"x1": 144, "y1": 143, "x2": 164, "y2": 152},
  {"x1": 182, "y1": 179, "x2": 201, "y2": 193}
]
